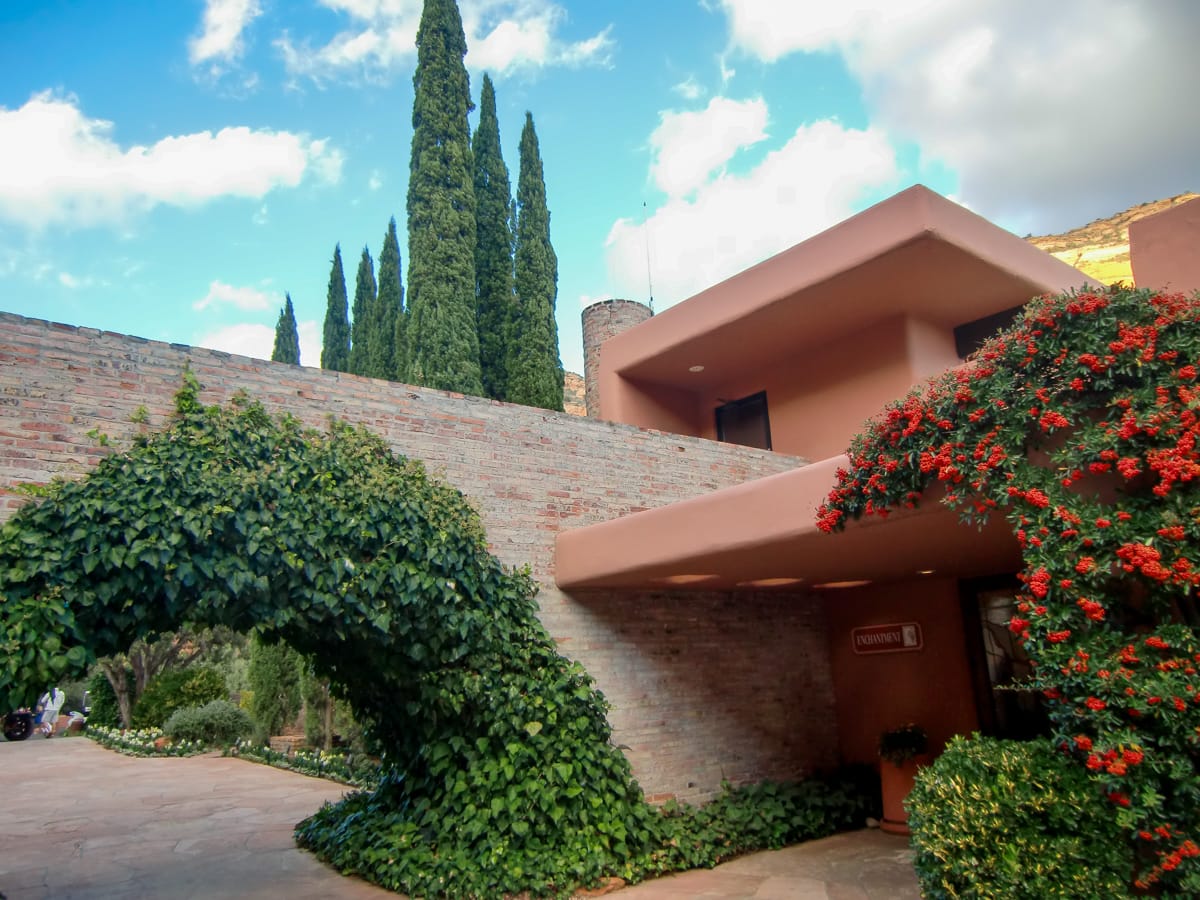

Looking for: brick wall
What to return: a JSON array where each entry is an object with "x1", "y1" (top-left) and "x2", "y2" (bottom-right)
[{"x1": 0, "y1": 311, "x2": 837, "y2": 802}]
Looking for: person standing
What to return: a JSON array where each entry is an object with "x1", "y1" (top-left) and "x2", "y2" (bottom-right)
[{"x1": 37, "y1": 686, "x2": 66, "y2": 738}]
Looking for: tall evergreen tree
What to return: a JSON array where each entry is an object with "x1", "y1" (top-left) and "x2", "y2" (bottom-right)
[
  {"x1": 348, "y1": 246, "x2": 376, "y2": 377},
  {"x1": 375, "y1": 217, "x2": 406, "y2": 382},
  {"x1": 472, "y1": 73, "x2": 515, "y2": 401},
  {"x1": 405, "y1": 0, "x2": 483, "y2": 396},
  {"x1": 272, "y1": 294, "x2": 301, "y2": 365},
  {"x1": 320, "y1": 244, "x2": 351, "y2": 371},
  {"x1": 508, "y1": 113, "x2": 563, "y2": 411}
]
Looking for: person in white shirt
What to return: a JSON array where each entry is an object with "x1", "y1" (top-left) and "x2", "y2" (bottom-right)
[{"x1": 37, "y1": 687, "x2": 66, "y2": 738}]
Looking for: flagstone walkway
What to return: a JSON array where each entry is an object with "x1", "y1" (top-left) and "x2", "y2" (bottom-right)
[{"x1": 1, "y1": 735, "x2": 920, "y2": 899}]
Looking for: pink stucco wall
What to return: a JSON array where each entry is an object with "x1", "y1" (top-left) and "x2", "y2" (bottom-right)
[{"x1": 1130, "y1": 196, "x2": 1200, "y2": 294}]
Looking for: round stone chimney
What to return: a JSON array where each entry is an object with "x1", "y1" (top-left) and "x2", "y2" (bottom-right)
[{"x1": 581, "y1": 298, "x2": 653, "y2": 418}]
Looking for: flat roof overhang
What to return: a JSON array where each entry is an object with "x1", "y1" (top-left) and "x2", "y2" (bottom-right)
[
  {"x1": 555, "y1": 456, "x2": 1021, "y2": 591},
  {"x1": 601, "y1": 185, "x2": 1101, "y2": 395}
]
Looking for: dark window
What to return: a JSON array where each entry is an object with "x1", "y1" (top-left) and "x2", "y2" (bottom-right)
[
  {"x1": 715, "y1": 391, "x2": 771, "y2": 450},
  {"x1": 954, "y1": 305, "x2": 1024, "y2": 359},
  {"x1": 960, "y1": 577, "x2": 1049, "y2": 740}
]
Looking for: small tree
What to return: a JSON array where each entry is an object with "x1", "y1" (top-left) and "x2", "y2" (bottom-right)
[
  {"x1": 272, "y1": 294, "x2": 301, "y2": 365},
  {"x1": 348, "y1": 246, "x2": 376, "y2": 377},
  {"x1": 375, "y1": 217, "x2": 405, "y2": 382},
  {"x1": 473, "y1": 73, "x2": 515, "y2": 400},
  {"x1": 321, "y1": 244, "x2": 351, "y2": 372},
  {"x1": 508, "y1": 112, "x2": 563, "y2": 411},
  {"x1": 247, "y1": 635, "x2": 303, "y2": 738}
]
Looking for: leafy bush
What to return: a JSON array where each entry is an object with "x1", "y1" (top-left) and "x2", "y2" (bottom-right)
[
  {"x1": 908, "y1": 735, "x2": 1134, "y2": 898},
  {"x1": 86, "y1": 670, "x2": 122, "y2": 727},
  {"x1": 247, "y1": 636, "x2": 302, "y2": 736},
  {"x1": 163, "y1": 700, "x2": 252, "y2": 746},
  {"x1": 132, "y1": 666, "x2": 226, "y2": 729},
  {"x1": 648, "y1": 768, "x2": 879, "y2": 872},
  {"x1": 88, "y1": 724, "x2": 205, "y2": 757}
]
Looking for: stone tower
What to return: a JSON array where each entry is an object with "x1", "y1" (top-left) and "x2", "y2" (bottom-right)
[{"x1": 581, "y1": 299, "x2": 653, "y2": 418}]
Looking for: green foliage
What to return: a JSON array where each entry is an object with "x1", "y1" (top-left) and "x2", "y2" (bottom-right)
[
  {"x1": 164, "y1": 699, "x2": 253, "y2": 745},
  {"x1": 473, "y1": 73, "x2": 515, "y2": 401},
  {"x1": 0, "y1": 376, "x2": 871, "y2": 897},
  {"x1": 908, "y1": 735, "x2": 1134, "y2": 898},
  {"x1": 132, "y1": 666, "x2": 226, "y2": 729},
  {"x1": 86, "y1": 669, "x2": 122, "y2": 727},
  {"x1": 321, "y1": 244, "x2": 351, "y2": 372},
  {"x1": 406, "y1": 0, "x2": 483, "y2": 396},
  {"x1": 374, "y1": 217, "x2": 404, "y2": 381},
  {"x1": 820, "y1": 286, "x2": 1200, "y2": 892},
  {"x1": 272, "y1": 294, "x2": 301, "y2": 365},
  {"x1": 878, "y1": 722, "x2": 928, "y2": 764},
  {"x1": 230, "y1": 738, "x2": 382, "y2": 789},
  {"x1": 650, "y1": 769, "x2": 878, "y2": 872},
  {"x1": 247, "y1": 636, "x2": 302, "y2": 736},
  {"x1": 349, "y1": 245, "x2": 376, "y2": 377},
  {"x1": 508, "y1": 112, "x2": 563, "y2": 411}
]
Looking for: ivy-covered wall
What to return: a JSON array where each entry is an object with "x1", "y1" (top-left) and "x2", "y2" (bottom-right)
[{"x1": 0, "y1": 311, "x2": 835, "y2": 802}]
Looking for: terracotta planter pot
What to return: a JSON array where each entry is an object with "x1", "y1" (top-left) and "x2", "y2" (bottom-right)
[{"x1": 880, "y1": 753, "x2": 932, "y2": 835}]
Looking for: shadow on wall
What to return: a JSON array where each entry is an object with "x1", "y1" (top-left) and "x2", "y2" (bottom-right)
[{"x1": 567, "y1": 588, "x2": 838, "y2": 804}]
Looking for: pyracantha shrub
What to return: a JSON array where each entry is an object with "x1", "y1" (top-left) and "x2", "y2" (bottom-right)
[{"x1": 818, "y1": 285, "x2": 1200, "y2": 892}]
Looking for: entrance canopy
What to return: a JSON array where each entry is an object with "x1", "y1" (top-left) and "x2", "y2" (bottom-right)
[{"x1": 555, "y1": 455, "x2": 1020, "y2": 591}]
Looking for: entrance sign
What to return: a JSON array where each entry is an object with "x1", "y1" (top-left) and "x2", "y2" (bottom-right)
[{"x1": 852, "y1": 622, "x2": 923, "y2": 655}]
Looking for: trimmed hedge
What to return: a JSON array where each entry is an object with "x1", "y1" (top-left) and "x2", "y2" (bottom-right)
[{"x1": 908, "y1": 735, "x2": 1134, "y2": 898}]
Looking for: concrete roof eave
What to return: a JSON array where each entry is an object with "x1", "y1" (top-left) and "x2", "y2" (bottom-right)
[
  {"x1": 601, "y1": 185, "x2": 1101, "y2": 393},
  {"x1": 554, "y1": 456, "x2": 1021, "y2": 592}
]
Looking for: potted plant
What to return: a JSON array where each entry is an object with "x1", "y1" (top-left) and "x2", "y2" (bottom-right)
[{"x1": 878, "y1": 723, "x2": 929, "y2": 835}]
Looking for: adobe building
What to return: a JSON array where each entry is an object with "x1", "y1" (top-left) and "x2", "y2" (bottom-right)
[{"x1": 1, "y1": 186, "x2": 1197, "y2": 802}]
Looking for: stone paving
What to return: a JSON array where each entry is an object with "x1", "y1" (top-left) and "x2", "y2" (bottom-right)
[{"x1": 1, "y1": 735, "x2": 922, "y2": 899}]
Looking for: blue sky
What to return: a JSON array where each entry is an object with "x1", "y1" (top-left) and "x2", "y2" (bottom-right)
[{"x1": 1, "y1": 1, "x2": 1196, "y2": 376}]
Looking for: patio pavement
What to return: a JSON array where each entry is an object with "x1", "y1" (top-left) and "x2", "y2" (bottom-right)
[{"x1": 1, "y1": 735, "x2": 921, "y2": 899}]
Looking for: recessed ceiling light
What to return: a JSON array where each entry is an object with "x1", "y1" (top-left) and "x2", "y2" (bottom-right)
[
  {"x1": 688, "y1": 365, "x2": 705, "y2": 373},
  {"x1": 736, "y1": 577, "x2": 805, "y2": 588},
  {"x1": 813, "y1": 579, "x2": 872, "y2": 589},
  {"x1": 917, "y1": 569, "x2": 936, "y2": 575},
  {"x1": 652, "y1": 573, "x2": 720, "y2": 586}
]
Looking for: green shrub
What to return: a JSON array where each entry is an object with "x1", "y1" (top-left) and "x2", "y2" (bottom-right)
[
  {"x1": 163, "y1": 700, "x2": 252, "y2": 746},
  {"x1": 650, "y1": 768, "x2": 879, "y2": 872},
  {"x1": 132, "y1": 666, "x2": 226, "y2": 729},
  {"x1": 246, "y1": 637, "x2": 302, "y2": 736},
  {"x1": 908, "y1": 735, "x2": 1134, "y2": 899},
  {"x1": 86, "y1": 670, "x2": 122, "y2": 727}
]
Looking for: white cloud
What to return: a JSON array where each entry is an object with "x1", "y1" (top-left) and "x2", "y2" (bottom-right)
[
  {"x1": 276, "y1": 0, "x2": 612, "y2": 83},
  {"x1": 193, "y1": 280, "x2": 274, "y2": 312},
  {"x1": 189, "y1": 0, "x2": 263, "y2": 67},
  {"x1": 0, "y1": 93, "x2": 343, "y2": 230},
  {"x1": 672, "y1": 77, "x2": 705, "y2": 101},
  {"x1": 197, "y1": 318, "x2": 320, "y2": 366},
  {"x1": 58, "y1": 271, "x2": 94, "y2": 289},
  {"x1": 252, "y1": 204, "x2": 269, "y2": 225},
  {"x1": 650, "y1": 96, "x2": 768, "y2": 198},
  {"x1": 606, "y1": 119, "x2": 897, "y2": 309},
  {"x1": 715, "y1": 0, "x2": 1200, "y2": 233}
]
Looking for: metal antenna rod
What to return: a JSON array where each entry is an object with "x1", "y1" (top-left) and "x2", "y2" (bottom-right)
[{"x1": 643, "y1": 201, "x2": 655, "y2": 314}]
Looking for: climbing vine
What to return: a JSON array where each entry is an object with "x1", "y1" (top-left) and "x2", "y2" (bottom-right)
[
  {"x1": 818, "y1": 285, "x2": 1200, "y2": 891},
  {"x1": 0, "y1": 372, "x2": 872, "y2": 896}
]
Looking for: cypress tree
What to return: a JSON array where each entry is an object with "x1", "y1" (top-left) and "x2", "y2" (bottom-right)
[
  {"x1": 376, "y1": 217, "x2": 406, "y2": 382},
  {"x1": 320, "y1": 244, "x2": 351, "y2": 371},
  {"x1": 508, "y1": 113, "x2": 563, "y2": 411},
  {"x1": 272, "y1": 293, "x2": 301, "y2": 365},
  {"x1": 472, "y1": 73, "x2": 515, "y2": 401},
  {"x1": 405, "y1": 0, "x2": 483, "y2": 395},
  {"x1": 348, "y1": 246, "x2": 376, "y2": 377}
]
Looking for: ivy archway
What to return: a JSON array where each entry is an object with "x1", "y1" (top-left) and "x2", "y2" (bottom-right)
[{"x1": 0, "y1": 373, "x2": 659, "y2": 896}]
